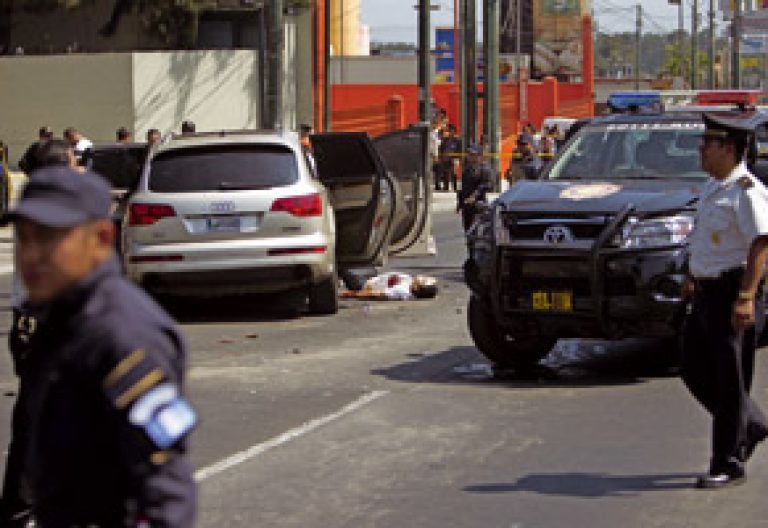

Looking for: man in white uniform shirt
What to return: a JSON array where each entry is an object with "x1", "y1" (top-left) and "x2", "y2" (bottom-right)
[
  {"x1": 682, "y1": 113, "x2": 768, "y2": 489},
  {"x1": 63, "y1": 127, "x2": 93, "y2": 169}
]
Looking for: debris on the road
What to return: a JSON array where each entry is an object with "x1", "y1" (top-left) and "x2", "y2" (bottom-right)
[
  {"x1": 453, "y1": 363, "x2": 494, "y2": 380},
  {"x1": 291, "y1": 348, "x2": 301, "y2": 354},
  {"x1": 246, "y1": 333, "x2": 260, "y2": 339},
  {"x1": 341, "y1": 272, "x2": 438, "y2": 301},
  {"x1": 219, "y1": 338, "x2": 236, "y2": 344}
]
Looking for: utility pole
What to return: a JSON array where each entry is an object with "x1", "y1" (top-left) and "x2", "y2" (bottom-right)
[
  {"x1": 708, "y1": 0, "x2": 715, "y2": 88},
  {"x1": 460, "y1": 0, "x2": 467, "y2": 142},
  {"x1": 418, "y1": 0, "x2": 431, "y2": 193},
  {"x1": 323, "y1": 0, "x2": 331, "y2": 131},
  {"x1": 266, "y1": 0, "x2": 284, "y2": 129},
  {"x1": 678, "y1": 0, "x2": 684, "y2": 80},
  {"x1": 516, "y1": 0, "x2": 521, "y2": 79},
  {"x1": 691, "y1": 0, "x2": 698, "y2": 89},
  {"x1": 635, "y1": 4, "x2": 641, "y2": 91},
  {"x1": 418, "y1": 0, "x2": 431, "y2": 126},
  {"x1": 483, "y1": 0, "x2": 500, "y2": 191},
  {"x1": 463, "y1": 0, "x2": 478, "y2": 149},
  {"x1": 732, "y1": 0, "x2": 742, "y2": 88}
]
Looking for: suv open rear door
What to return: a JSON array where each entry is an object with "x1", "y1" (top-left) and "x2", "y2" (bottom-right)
[
  {"x1": 310, "y1": 132, "x2": 396, "y2": 268},
  {"x1": 372, "y1": 125, "x2": 430, "y2": 254}
]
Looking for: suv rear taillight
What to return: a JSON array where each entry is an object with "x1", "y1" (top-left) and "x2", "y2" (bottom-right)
[
  {"x1": 128, "y1": 204, "x2": 177, "y2": 226},
  {"x1": 270, "y1": 193, "x2": 322, "y2": 217}
]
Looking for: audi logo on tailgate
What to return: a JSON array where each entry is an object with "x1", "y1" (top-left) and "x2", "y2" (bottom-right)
[
  {"x1": 210, "y1": 201, "x2": 236, "y2": 213},
  {"x1": 543, "y1": 225, "x2": 574, "y2": 245}
]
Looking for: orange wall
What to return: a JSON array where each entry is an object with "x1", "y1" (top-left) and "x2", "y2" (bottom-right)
[{"x1": 331, "y1": 79, "x2": 593, "y2": 139}]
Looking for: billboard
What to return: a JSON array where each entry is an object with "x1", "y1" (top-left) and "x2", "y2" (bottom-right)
[
  {"x1": 721, "y1": 0, "x2": 766, "y2": 20},
  {"x1": 532, "y1": 0, "x2": 588, "y2": 78},
  {"x1": 500, "y1": 0, "x2": 534, "y2": 54},
  {"x1": 435, "y1": 27, "x2": 455, "y2": 83}
]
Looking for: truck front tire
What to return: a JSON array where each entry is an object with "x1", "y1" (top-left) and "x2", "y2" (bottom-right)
[{"x1": 467, "y1": 295, "x2": 555, "y2": 370}]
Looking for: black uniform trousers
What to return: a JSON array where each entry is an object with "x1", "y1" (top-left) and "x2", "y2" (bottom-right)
[{"x1": 681, "y1": 268, "x2": 768, "y2": 474}]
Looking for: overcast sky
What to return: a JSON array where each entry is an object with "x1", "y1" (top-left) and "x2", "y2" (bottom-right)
[{"x1": 360, "y1": 0, "x2": 717, "y2": 43}]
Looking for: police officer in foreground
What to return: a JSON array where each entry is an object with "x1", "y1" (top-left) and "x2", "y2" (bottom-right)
[
  {"x1": 681, "y1": 113, "x2": 768, "y2": 489},
  {"x1": 456, "y1": 144, "x2": 493, "y2": 232},
  {"x1": 0, "y1": 167, "x2": 197, "y2": 526}
]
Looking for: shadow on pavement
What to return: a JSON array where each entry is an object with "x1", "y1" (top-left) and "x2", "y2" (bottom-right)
[
  {"x1": 371, "y1": 345, "x2": 655, "y2": 389},
  {"x1": 464, "y1": 472, "x2": 698, "y2": 497},
  {"x1": 372, "y1": 339, "x2": 680, "y2": 388},
  {"x1": 159, "y1": 292, "x2": 306, "y2": 324}
]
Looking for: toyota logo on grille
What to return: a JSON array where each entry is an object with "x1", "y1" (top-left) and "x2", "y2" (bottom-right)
[{"x1": 543, "y1": 225, "x2": 574, "y2": 245}]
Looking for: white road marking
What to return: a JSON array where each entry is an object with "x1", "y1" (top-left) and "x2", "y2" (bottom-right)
[{"x1": 194, "y1": 390, "x2": 389, "y2": 482}]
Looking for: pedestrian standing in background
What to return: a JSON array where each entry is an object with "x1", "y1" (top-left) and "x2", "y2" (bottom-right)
[
  {"x1": 681, "y1": 113, "x2": 768, "y2": 489},
  {"x1": 181, "y1": 120, "x2": 196, "y2": 135},
  {"x1": 146, "y1": 128, "x2": 162, "y2": 148},
  {"x1": 299, "y1": 123, "x2": 317, "y2": 175},
  {"x1": 116, "y1": 126, "x2": 132, "y2": 144},
  {"x1": 430, "y1": 120, "x2": 442, "y2": 191},
  {"x1": 63, "y1": 127, "x2": 93, "y2": 169},
  {"x1": 456, "y1": 144, "x2": 493, "y2": 232},
  {"x1": 0, "y1": 167, "x2": 198, "y2": 526},
  {"x1": 438, "y1": 124, "x2": 461, "y2": 192},
  {"x1": 18, "y1": 127, "x2": 54, "y2": 175}
]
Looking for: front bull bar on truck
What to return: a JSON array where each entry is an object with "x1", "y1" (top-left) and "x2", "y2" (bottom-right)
[{"x1": 489, "y1": 202, "x2": 689, "y2": 340}]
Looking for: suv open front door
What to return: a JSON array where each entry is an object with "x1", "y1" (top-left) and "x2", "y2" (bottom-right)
[
  {"x1": 310, "y1": 132, "x2": 396, "y2": 269},
  {"x1": 372, "y1": 125, "x2": 430, "y2": 254}
]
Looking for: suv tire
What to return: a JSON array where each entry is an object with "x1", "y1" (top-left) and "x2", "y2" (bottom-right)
[
  {"x1": 468, "y1": 295, "x2": 555, "y2": 369},
  {"x1": 308, "y1": 270, "x2": 339, "y2": 315}
]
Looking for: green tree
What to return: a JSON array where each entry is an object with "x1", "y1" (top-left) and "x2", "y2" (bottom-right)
[{"x1": 19, "y1": 0, "x2": 315, "y2": 46}]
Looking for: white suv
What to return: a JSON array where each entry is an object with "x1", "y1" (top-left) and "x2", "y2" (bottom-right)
[{"x1": 123, "y1": 131, "x2": 339, "y2": 314}]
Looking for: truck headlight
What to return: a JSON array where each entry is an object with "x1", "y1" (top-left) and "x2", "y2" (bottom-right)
[{"x1": 619, "y1": 214, "x2": 694, "y2": 248}]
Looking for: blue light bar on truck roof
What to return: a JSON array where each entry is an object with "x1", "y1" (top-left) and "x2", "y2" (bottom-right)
[{"x1": 607, "y1": 91, "x2": 662, "y2": 112}]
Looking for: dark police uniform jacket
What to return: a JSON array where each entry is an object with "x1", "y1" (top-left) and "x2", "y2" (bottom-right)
[
  {"x1": 457, "y1": 161, "x2": 493, "y2": 210},
  {"x1": 1, "y1": 257, "x2": 196, "y2": 527}
]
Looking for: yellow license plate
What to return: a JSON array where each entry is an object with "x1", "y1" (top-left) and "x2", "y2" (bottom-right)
[{"x1": 532, "y1": 291, "x2": 573, "y2": 311}]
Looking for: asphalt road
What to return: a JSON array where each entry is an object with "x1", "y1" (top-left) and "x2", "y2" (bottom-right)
[{"x1": 1, "y1": 207, "x2": 768, "y2": 527}]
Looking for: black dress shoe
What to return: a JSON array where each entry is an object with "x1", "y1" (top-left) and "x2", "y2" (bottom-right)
[{"x1": 696, "y1": 472, "x2": 746, "y2": 489}]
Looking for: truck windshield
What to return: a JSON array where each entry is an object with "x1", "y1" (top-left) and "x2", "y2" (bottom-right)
[{"x1": 546, "y1": 123, "x2": 708, "y2": 181}]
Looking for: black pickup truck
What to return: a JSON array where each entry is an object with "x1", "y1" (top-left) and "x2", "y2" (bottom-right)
[{"x1": 465, "y1": 110, "x2": 768, "y2": 370}]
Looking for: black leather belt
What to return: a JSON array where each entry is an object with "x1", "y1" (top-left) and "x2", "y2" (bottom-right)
[{"x1": 694, "y1": 267, "x2": 744, "y2": 287}]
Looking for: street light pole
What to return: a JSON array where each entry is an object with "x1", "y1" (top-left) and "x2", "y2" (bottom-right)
[
  {"x1": 635, "y1": 4, "x2": 641, "y2": 91},
  {"x1": 459, "y1": 0, "x2": 467, "y2": 148},
  {"x1": 732, "y1": 0, "x2": 742, "y2": 88},
  {"x1": 323, "y1": 0, "x2": 331, "y2": 131},
  {"x1": 708, "y1": 0, "x2": 715, "y2": 88},
  {"x1": 418, "y1": 0, "x2": 431, "y2": 125},
  {"x1": 691, "y1": 0, "x2": 698, "y2": 89},
  {"x1": 483, "y1": 0, "x2": 500, "y2": 191},
  {"x1": 465, "y1": 0, "x2": 477, "y2": 147},
  {"x1": 267, "y1": 0, "x2": 284, "y2": 129}
]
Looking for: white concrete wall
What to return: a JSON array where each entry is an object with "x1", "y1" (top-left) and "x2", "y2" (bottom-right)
[
  {"x1": 0, "y1": 53, "x2": 134, "y2": 165},
  {"x1": 0, "y1": 51, "x2": 261, "y2": 166},
  {"x1": 132, "y1": 50, "x2": 261, "y2": 139},
  {"x1": 329, "y1": 56, "x2": 435, "y2": 85}
]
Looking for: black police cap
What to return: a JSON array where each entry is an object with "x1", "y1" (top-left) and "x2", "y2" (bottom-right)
[{"x1": 1, "y1": 166, "x2": 112, "y2": 228}]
